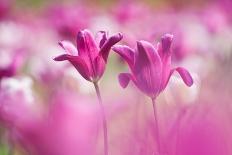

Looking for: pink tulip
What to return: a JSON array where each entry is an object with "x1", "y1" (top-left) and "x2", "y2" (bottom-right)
[
  {"x1": 54, "y1": 29, "x2": 123, "y2": 82},
  {"x1": 112, "y1": 34, "x2": 193, "y2": 99}
]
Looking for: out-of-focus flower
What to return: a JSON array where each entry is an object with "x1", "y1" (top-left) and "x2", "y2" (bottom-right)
[
  {"x1": 47, "y1": 5, "x2": 94, "y2": 39},
  {"x1": 12, "y1": 93, "x2": 100, "y2": 155},
  {"x1": 164, "y1": 102, "x2": 231, "y2": 155},
  {"x1": 112, "y1": 1, "x2": 151, "y2": 24},
  {"x1": 113, "y1": 34, "x2": 193, "y2": 98},
  {"x1": 216, "y1": 0, "x2": 232, "y2": 22},
  {"x1": 54, "y1": 29, "x2": 123, "y2": 82},
  {"x1": 0, "y1": 77, "x2": 35, "y2": 127},
  {"x1": 0, "y1": 50, "x2": 23, "y2": 81}
]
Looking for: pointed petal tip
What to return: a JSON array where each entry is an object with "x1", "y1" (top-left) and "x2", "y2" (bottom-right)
[
  {"x1": 53, "y1": 56, "x2": 63, "y2": 61},
  {"x1": 58, "y1": 41, "x2": 77, "y2": 55},
  {"x1": 136, "y1": 40, "x2": 144, "y2": 49},
  {"x1": 53, "y1": 54, "x2": 71, "y2": 61},
  {"x1": 112, "y1": 45, "x2": 135, "y2": 68},
  {"x1": 136, "y1": 40, "x2": 157, "y2": 55}
]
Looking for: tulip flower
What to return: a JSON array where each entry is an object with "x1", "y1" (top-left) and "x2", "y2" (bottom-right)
[
  {"x1": 112, "y1": 34, "x2": 193, "y2": 99},
  {"x1": 54, "y1": 29, "x2": 123, "y2": 155},
  {"x1": 112, "y1": 34, "x2": 193, "y2": 154},
  {"x1": 54, "y1": 29, "x2": 122, "y2": 83}
]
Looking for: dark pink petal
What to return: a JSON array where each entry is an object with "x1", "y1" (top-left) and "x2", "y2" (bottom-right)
[
  {"x1": 161, "y1": 34, "x2": 173, "y2": 52},
  {"x1": 175, "y1": 67, "x2": 193, "y2": 87},
  {"x1": 157, "y1": 34, "x2": 173, "y2": 91},
  {"x1": 112, "y1": 45, "x2": 135, "y2": 69},
  {"x1": 54, "y1": 55, "x2": 90, "y2": 81},
  {"x1": 93, "y1": 56, "x2": 106, "y2": 81},
  {"x1": 135, "y1": 41, "x2": 162, "y2": 73},
  {"x1": 158, "y1": 34, "x2": 173, "y2": 59},
  {"x1": 136, "y1": 41, "x2": 162, "y2": 67},
  {"x1": 58, "y1": 41, "x2": 77, "y2": 55},
  {"x1": 118, "y1": 73, "x2": 132, "y2": 88},
  {"x1": 100, "y1": 33, "x2": 123, "y2": 62},
  {"x1": 68, "y1": 57, "x2": 91, "y2": 81},
  {"x1": 162, "y1": 67, "x2": 193, "y2": 89},
  {"x1": 134, "y1": 41, "x2": 162, "y2": 97},
  {"x1": 76, "y1": 29, "x2": 99, "y2": 58},
  {"x1": 96, "y1": 31, "x2": 107, "y2": 48},
  {"x1": 53, "y1": 54, "x2": 71, "y2": 61},
  {"x1": 136, "y1": 41, "x2": 151, "y2": 64}
]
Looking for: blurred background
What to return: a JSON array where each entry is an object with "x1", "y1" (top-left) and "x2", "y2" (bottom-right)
[{"x1": 0, "y1": 0, "x2": 232, "y2": 155}]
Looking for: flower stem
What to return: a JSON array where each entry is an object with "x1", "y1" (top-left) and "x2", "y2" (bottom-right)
[
  {"x1": 93, "y1": 82, "x2": 108, "y2": 155},
  {"x1": 151, "y1": 97, "x2": 161, "y2": 154}
]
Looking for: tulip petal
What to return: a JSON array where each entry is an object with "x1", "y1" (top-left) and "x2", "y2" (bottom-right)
[
  {"x1": 163, "y1": 67, "x2": 193, "y2": 89},
  {"x1": 58, "y1": 41, "x2": 77, "y2": 55},
  {"x1": 157, "y1": 34, "x2": 173, "y2": 91},
  {"x1": 93, "y1": 56, "x2": 105, "y2": 81},
  {"x1": 135, "y1": 41, "x2": 162, "y2": 75},
  {"x1": 96, "y1": 31, "x2": 107, "y2": 48},
  {"x1": 136, "y1": 41, "x2": 162, "y2": 67},
  {"x1": 134, "y1": 41, "x2": 162, "y2": 97},
  {"x1": 68, "y1": 57, "x2": 91, "y2": 81},
  {"x1": 175, "y1": 67, "x2": 193, "y2": 87},
  {"x1": 53, "y1": 54, "x2": 72, "y2": 61},
  {"x1": 54, "y1": 55, "x2": 90, "y2": 81},
  {"x1": 112, "y1": 45, "x2": 135, "y2": 69},
  {"x1": 100, "y1": 33, "x2": 123, "y2": 62},
  {"x1": 161, "y1": 34, "x2": 173, "y2": 52},
  {"x1": 157, "y1": 34, "x2": 173, "y2": 60},
  {"x1": 76, "y1": 30, "x2": 99, "y2": 58},
  {"x1": 118, "y1": 73, "x2": 132, "y2": 88}
]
